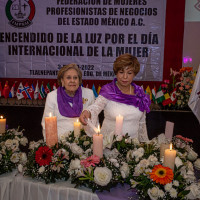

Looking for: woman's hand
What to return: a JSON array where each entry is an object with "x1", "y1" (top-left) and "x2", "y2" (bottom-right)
[{"x1": 79, "y1": 110, "x2": 91, "y2": 125}]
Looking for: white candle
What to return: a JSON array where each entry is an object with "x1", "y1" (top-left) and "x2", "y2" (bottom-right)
[
  {"x1": 163, "y1": 143, "x2": 176, "y2": 171},
  {"x1": 74, "y1": 119, "x2": 81, "y2": 137},
  {"x1": 0, "y1": 116, "x2": 6, "y2": 134},
  {"x1": 93, "y1": 125, "x2": 103, "y2": 158},
  {"x1": 45, "y1": 112, "x2": 58, "y2": 147},
  {"x1": 160, "y1": 143, "x2": 170, "y2": 159},
  {"x1": 115, "y1": 114, "x2": 123, "y2": 135}
]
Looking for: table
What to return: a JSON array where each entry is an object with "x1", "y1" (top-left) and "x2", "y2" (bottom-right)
[{"x1": 0, "y1": 173, "x2": 136, "y2": 200}]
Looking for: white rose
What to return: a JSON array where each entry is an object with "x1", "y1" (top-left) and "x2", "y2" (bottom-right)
[
  {"x1": 5, "y1": 139, "x2": 13, "y2": 149},
  {"x1": 194, "y1": 158, "x2": 200, "y2": 170},
  {"x1": 69, "y1": 159, "x2": 81, "y2": 170},
  {"x1": 175, "y1": 156, "x2": 183, "y2": 168},
  {"x1": 120, "y1": 162, "x2": 129, "y2": 178},
  {"x1": 94, "y1": 167, "x2": 112, "y2": 186},
  {"x1": 70, "y1": 143, "x2": 83, "y2": 156},
  {"x1": 170, "y1": 188, "x2": 177, "y2": 198},
  {"x1": 38, "y1": 166, "x2": 45, "y2": 174},
  {"x1": 20, "y1": 137, "x2": 28, "y2": 146},
  {"x1": 10, "y1": 153, "x2": 20, "y2": 163},
  {"x1": 18, "y1": 164, "x2": 23, "y2": 173},
  {"x1": 187, "y1": 149, "x2": 198, "y2": 161},
  {"x1": 148, "y1": 187, "x2": 160, "y2": 200},
  {"x1": 164, "y1": 183, "x2": 172, "y2": 192},
  {"x1": 186, "y1": 183, "x2": 200, "y2": 199}
]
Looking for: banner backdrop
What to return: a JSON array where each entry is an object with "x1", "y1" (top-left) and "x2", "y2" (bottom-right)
[{"x1": 0, "y1": 0, "x2": 166, "y2": 81}]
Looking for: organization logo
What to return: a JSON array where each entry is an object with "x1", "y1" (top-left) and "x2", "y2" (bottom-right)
[
  {"x1": 195, "y1": 0, "x2": 200, "y2": 11},
  {"x1": 5, "y1": 0, "x2": 35, "y2": 28}
]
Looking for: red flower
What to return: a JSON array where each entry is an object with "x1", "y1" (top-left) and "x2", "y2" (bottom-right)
[{"x1": 35, "y1": 146, "x2": 54, "y2": 166}]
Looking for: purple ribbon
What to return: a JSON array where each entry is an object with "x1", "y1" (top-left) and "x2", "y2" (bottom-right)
[
  {"x1": 99, "y1": 78, "x2": 151, "y2": 113},
  {"x1": 57, "y1": 86, "x2": 83, "y2": 117}
]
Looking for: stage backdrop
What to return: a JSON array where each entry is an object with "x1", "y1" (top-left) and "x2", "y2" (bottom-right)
[{"x1": 0, "y1": 0, "x2": 166, "y2": 81}]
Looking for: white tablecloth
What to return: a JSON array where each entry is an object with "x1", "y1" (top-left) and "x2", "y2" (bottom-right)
[
  {"x1": 0, "y1": 171, "x2": 17, "y2": 200},
  {"x1": 10, "y1": 175, "x2": 99, "y2": 200}
]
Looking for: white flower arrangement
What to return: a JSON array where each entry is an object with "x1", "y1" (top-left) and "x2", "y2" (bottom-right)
[{"x1": 0, "y1": 128, "x2": 28, "y2": 175}]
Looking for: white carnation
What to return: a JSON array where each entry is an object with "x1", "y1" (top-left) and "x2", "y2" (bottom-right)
[
  {"x1": 69, "y1": 159, "x2": 81, "y2": 170},
  {"x1": 148, "y1": 155, "x2": 158, "y2": 166},
  {"x1": 70, "y1": 143, "x2": 83, "y2": 156},
  {"x1": 20, "y1": 137, "x2": 28, "y2": 146},
  {"x1": 173, "y1": 180, "x2": 179, "y2": 187},
  {"x1": 38, "y1": 166, "x2": 45, "y2": 174},
  {"x1": 94, "y1": 167, "x2": 112, "y2": 186},
  {"x1": 169, "y1": 188, "x2": 177, "y2": 198},
  {"x1": 164, "y1": 183, "x2": 172, "y2": 192}
]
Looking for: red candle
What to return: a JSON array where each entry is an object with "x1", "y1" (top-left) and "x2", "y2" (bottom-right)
[{"x1": 45, "y1": 113, "x2": 58, "y2": 147}]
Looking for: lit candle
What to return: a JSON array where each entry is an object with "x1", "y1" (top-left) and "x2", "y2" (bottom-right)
[
  {"x1": 0, "y1": 116, "x2": 6, "y2": 134},
  {"x1": 115, "y1": 114, "x2": 123, "y2": 135},
  {"x1": 74, "y1": 119, "x2": 81, "y2": 137},
  {"x1": 45, "y1": 112, "x2": 58, "y2": 147},
  {"x1": 160, "y1": 143, "x2": 170, "y2": 159},
  {"x1": 93, "y1": 125, "x2": 103, "y2": 158},
  {"x1": 163, "y1": 143, "x2": 176, "y2": 171}
]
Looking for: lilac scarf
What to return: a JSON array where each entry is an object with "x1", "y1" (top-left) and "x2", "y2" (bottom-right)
[
  {"x1": 57, "y1": 86, "x2": 83, "y2": 117},
  {"x1": 99, "y1": 78, "x2": 151, "y2": 113}
]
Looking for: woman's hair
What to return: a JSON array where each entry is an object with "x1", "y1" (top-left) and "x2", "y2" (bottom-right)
[
  {"x1": 113, "y1": 53, "x2": 140, "y2": 75},
  {"x1": 57, "y1": 63, "x2": 82, "y2": 86}
]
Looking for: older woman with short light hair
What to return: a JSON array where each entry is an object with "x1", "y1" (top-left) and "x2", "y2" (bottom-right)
[{"x1": 42, "y1": 63, "x2": 95, "y2": 140}]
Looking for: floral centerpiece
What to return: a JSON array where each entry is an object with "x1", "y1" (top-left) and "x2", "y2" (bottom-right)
[
  {"x1": 128, "y1": 133, "x2": 200, "y2": 200},
  {"x1": 155, "y1": 67, "x2": 195, "y2": 110},
  {"x1": 0, "y1": 128, "x2": 28, "y2": 175},
  {"x1": 20, "y1": 129, "x2": 200, "y2": 199}
]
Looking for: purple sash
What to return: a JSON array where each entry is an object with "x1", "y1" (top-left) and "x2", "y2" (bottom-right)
[
  {"x1": 99, "y1": 78, "x2": 151, "y2": 113},
  {"x1": 57, "y1": 86, "x2": 83, "y2": 117}
]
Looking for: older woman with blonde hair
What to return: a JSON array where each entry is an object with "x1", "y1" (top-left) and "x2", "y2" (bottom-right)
[
  {"x1": 41, "y1": 63, "x2": 95, "y2": 140},
  {"x1": 80, "y1": 53, "x2": 151, "y2": 142}
]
